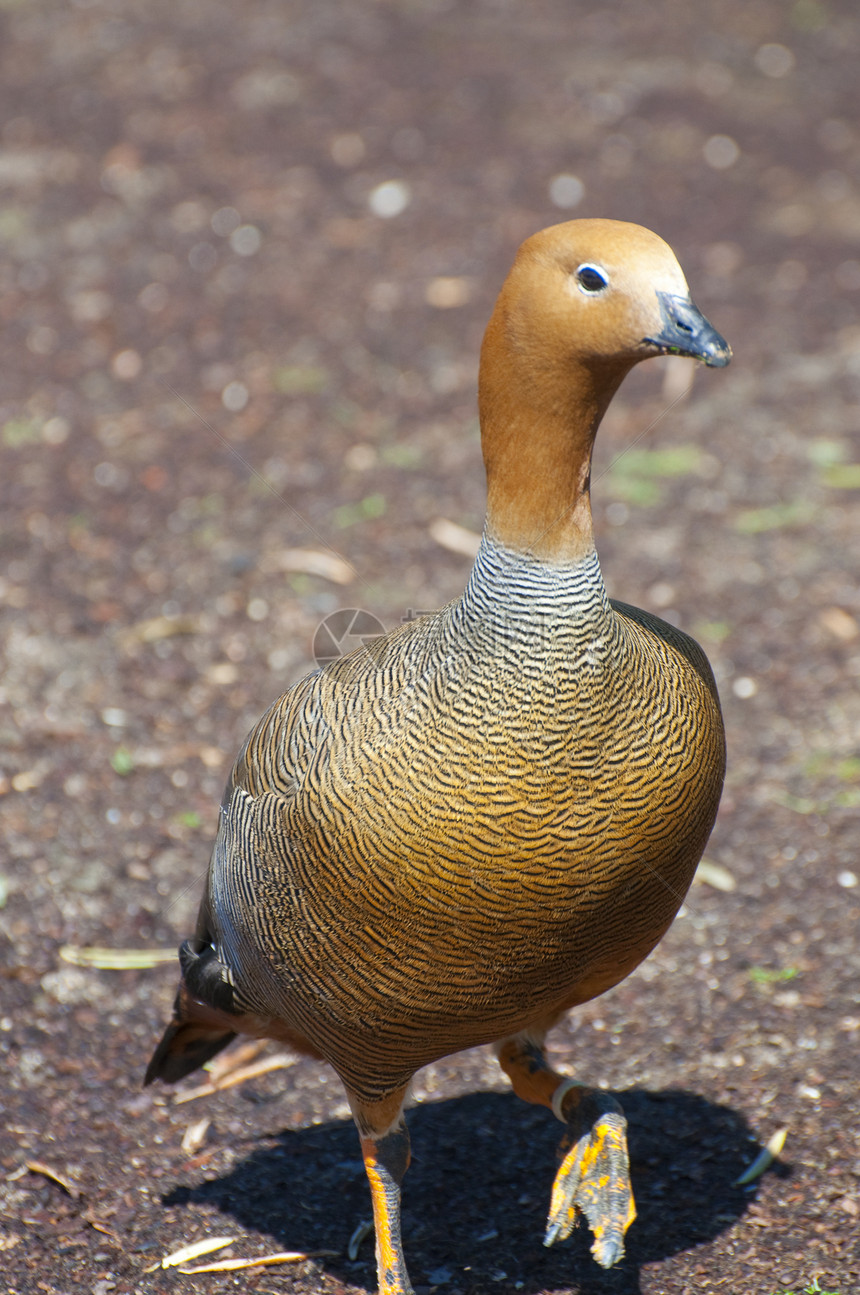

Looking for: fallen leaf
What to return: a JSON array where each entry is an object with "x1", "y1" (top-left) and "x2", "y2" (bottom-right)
[{"x1": 24, "y1": 1161, "x2": 81, "y2": 1199}]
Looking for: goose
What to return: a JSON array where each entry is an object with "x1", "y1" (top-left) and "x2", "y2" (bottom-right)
[{"x1": 146, "y1": 218, "x2": 730, "y2": 1292}]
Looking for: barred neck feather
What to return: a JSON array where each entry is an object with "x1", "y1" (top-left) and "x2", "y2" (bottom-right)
[
  {"x1": 452, "y1": 533, "x2": 615, "y2": 671},
  {"x1": 462, "y1": 533, "x2": 608, "y2": 620}
]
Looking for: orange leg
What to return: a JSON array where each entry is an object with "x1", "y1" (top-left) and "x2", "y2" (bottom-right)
[
  {"x1": 351, "y1": 1089, "x2": 414, "y2": 1295},
  {"x1": 497, "y1": 1034, "x2": 635, "y2": 1269}
]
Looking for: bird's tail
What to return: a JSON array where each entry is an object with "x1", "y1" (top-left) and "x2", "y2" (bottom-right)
[
  {"x1": 143, "y1": 979, "x2": 238, "y2": 1082},
  {"x1": 144, "y1": 983, "x2": 238, "y2": 1085},
  {"x1": 145, "y1": 939, "x2": 240, "y2": 1085}
]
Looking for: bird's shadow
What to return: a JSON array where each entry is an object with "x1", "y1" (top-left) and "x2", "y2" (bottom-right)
[{"x1": 165, "y1": 1086, "x2": 766, "y2": 1294}]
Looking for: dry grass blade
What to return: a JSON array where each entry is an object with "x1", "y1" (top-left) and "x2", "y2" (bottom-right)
[
  {"x1": 205, "y1": 1038, "x2": 271, "y2": 1080},
  {"x1": 24, "y1": 1161, "x2": 81, "y2": 1198},
  {"x1": 59, "y1": 945, "x2": 177, "y2": 970},
  {"x1": 117, "y1": 613, "x2": 201, "y2": 650},
  {"x1": 429, "y1": 517, "x2": 481, "y2": 558},
  {"x1": 734, "y1": 1127, "x2": 788, "y2": 1186},
  {"x1": 693, "y1": 859, "x2": 737, "y2": 892},
  {"x1": 270, "y1": 548, "x2": 354, "y2": 584},
  {"x1": 178, "y1": 1250, "x2": 337, "y2": 1274},
  {"x1": 174, "y1": 1053, "x2": 297, "y2": 1104},
  {"x1": 160, "y1": 1237, "x2": 238, "y2": 1268}
]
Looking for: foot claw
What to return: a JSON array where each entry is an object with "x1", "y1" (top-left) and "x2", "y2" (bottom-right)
[{"x1": 544, "y1": 1092, "x2": 635, "y2": 1269}]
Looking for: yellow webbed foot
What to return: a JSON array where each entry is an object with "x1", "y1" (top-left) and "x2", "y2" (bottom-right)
[{"x1": 544, "y1": 1082, "x2": 635, "y2": 1268}]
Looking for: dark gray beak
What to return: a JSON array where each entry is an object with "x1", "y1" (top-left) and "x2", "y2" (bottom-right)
[{"x1": 644, "y1": 292, "x2": 732, "y2": 368}]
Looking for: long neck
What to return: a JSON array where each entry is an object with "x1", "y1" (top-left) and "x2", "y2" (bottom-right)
[{"x1": 479, "y1": 307, "x2": 633, "y2": 563}]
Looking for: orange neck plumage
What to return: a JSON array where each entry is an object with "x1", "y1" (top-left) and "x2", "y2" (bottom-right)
[{"x1": 479, "y1": 296, "x2": 634, "y2": 564}]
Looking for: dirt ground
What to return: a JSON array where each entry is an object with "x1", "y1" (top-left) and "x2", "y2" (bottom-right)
[{"x1": 1, "y1": 1, "x2": 859, "y2": 1293}]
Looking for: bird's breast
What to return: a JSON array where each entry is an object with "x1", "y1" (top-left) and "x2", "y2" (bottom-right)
[
  {"x1": 213, "y1": 591, "x2": 724, "y2": 1090},
  {"x1": 283, "y1": 632, "x2": 721, "y2": 966}
]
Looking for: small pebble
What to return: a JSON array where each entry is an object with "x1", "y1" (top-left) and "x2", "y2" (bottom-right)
[
  {"x1": 111, "y1": 349, "x2": 142, "y2": 380},
  {"x1": 222, "y1": 381, "x2": 249, "y2": 412},
  {"x1": 230, "y1": 224, "x2": 261, "y2": 256},
  {"x1": 42, "y1": 416, "x2": 70, "y2": 444},
  {"x1": 368, "y1": 180, "x2": 411, "y2": 218},
  {"x1": 703, "y1": 135, "x2": 740, "y2": 169},
  {"x1": 548, "y1": 173, "x2": 584, "y2": 209},
  {"x1": 755, "y1": 44, "x2": 795, "y2": 78},
  {"x1": 211, "y1": 206, "x2": 241, "y2": 235},
  {"x1": 188, "y1": 242, "x2": 217, "y2": 272}
]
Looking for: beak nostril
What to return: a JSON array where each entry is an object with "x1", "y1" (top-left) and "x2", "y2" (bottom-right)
[
  {"x1": 648, "y1": 291, "x2": 730, "y2": 365},
  {"x1": 669, "y1": 306, "x2": 694, "y2": 334}
]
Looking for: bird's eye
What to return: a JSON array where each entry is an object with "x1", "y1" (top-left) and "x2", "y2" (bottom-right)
[{"x1": 575, "y1": 264, "x2": 608, "y2": 294}]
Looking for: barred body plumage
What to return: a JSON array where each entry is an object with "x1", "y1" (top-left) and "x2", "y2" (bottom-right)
[{"x1": 206, "y1": 537, "x2": 724, "y2": 1100}]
